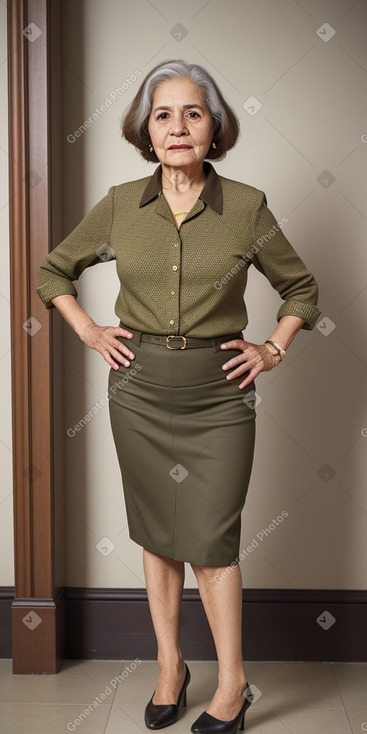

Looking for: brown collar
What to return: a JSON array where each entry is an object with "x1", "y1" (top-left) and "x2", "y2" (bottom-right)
[{"x1": 139, "y1": 160, "x2": 223, "y2": 214}]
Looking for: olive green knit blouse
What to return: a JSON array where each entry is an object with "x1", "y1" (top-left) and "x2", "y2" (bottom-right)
[{"x1": 37, "y1": 161, "x2": 321, "y2": 337}]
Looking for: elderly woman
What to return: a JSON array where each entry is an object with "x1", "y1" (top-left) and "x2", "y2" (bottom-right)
[{"x1": 37, "y1": 59, "x2": 320, "y2": 733}]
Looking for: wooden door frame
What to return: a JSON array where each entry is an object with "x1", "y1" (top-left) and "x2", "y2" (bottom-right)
[
  {"x1": 7, "y1": 0, "x2": 367, "y2": 674},
  {"x1": 8, "y1": 0, "x2": 64, "y2": 673}
]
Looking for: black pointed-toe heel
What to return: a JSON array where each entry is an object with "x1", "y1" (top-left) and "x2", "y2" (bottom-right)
[
  {"x1": 190, "y1": 682, "x2": 253, "y2": 734},
  {"x1": 144, "y1": 663, "x2": 191, "y2": 730}
]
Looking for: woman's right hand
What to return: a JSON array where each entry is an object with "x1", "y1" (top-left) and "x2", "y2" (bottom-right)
[{"x1": 80, "y1": 323, "x2": 136, "y2": 370}]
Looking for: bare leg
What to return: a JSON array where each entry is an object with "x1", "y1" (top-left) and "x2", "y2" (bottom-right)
[
  {"x1": 143, "y1": 548, "x2": 186, "y2": 704},
  {"x1": 191, "y1": 562, "x2": 247, "y2": 721}
]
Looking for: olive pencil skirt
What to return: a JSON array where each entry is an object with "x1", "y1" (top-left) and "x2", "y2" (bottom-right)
[{"x1": 108, "y1": 328, "x2": 256, "y2": 567}]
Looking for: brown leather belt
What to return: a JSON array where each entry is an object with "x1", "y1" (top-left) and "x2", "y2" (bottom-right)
[{"x1": 121, "y1": 325, "x2": 243, "y2": 350}]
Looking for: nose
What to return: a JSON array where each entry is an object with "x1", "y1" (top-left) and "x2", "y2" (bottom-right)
[{"x1": 169, "y1": 112, "x2": 187, "y2": 135}]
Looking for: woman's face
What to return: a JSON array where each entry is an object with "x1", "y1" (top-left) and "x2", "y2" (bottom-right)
[{"x1": 147, "y1": 78, "x2": 214, "y2": 171}]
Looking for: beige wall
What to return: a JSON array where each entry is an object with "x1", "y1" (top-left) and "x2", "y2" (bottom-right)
[
  {"x1": 0, "y1": 3, "x2": 14, "y2": 587},
  {"x1": 2, "y1": 0, "x2": 365, "y2": 591}
]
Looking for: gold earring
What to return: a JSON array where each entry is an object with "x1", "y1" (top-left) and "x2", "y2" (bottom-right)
[
  {"x1": 212, "y1": 141, "x2": 216, "y2": 149},
  {"x1": 149, "y1": 145, "x2": 153, "y2": 152}
]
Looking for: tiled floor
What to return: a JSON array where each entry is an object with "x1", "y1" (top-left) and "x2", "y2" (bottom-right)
[{"x1": 0, "y1": 659, "x2": 366, "y2": 733}]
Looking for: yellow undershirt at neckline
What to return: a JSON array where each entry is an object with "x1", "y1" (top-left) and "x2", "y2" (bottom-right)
[{"x1": 174, "y1": 212, "x2": 188, "y2": 217}]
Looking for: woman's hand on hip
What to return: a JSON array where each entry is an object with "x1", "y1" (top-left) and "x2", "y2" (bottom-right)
[
  {"x1": 220, "y1": 339, "x2": 280, "y2": 389},
  {"x1": 80, "y1": 323, "x2": 135, "y2": 370}
]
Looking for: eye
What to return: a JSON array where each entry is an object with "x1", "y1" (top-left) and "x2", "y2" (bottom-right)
[
  {"x1": 187, "y1": 111, "x2": 200, "y2": 118},
  {"x1": 156, "y1": 112, "x2": 169, "y2": 120}
]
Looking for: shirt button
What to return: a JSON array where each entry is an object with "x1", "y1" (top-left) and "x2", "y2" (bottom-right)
[
  {"x1": 174, "y1": 243, "x2": 178, "y2": 248},
  {"x1": 169, "y1": 319, "x2": 175, "y2": 325},
  {"x1": 172, "y1": 265, "x2": 178, "y2": 271},
  {"x1": 171, "y1": 290, "x2": 175, "y2": 295}
]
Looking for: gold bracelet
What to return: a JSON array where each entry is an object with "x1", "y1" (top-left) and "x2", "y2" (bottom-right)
[{"x1": 264, "y1": 340, "x2": 286, "y2": 361}]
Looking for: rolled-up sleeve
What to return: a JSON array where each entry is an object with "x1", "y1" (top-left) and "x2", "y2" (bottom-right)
[
  {"x1": 36, "y1": 186, "x2": 115, "y2": 308},
  {"x1": 250, "y1": 194, "x2": 321, "y2": 330}
]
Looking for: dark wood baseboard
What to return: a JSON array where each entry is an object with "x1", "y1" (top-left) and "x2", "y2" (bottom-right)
[
  {"x1": 11, "y1": 588, "x2": 65, "y2": 674},
  {"x1": 1, "y1": 587, "x2": 367, "y2": 664}
]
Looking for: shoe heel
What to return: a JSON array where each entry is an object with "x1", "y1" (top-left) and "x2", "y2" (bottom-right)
[
  {"x1": 181, "y1": 687, "x2": 187, "y2": 707},
  {"x1": 239, "y1": 710, "x2": 245, "y2": 730}
]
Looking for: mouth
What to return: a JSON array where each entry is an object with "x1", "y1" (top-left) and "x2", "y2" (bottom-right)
[{"x1": 168, "y1": 145, "x2": 192, "y2": 150}]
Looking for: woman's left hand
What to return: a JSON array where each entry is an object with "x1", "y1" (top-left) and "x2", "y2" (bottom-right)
[{"x1": 220, "y1": 339, "x2": 280, "y2": 390}]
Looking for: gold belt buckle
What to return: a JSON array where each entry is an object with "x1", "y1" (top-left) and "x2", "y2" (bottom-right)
[{"x1": 166, "y1": 335, "x2": 187, "y2": 350}]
